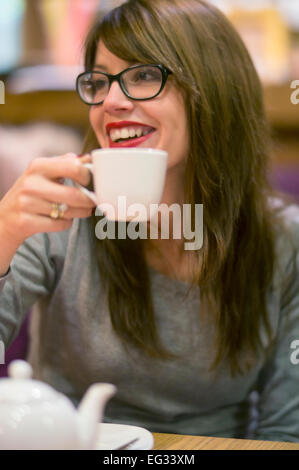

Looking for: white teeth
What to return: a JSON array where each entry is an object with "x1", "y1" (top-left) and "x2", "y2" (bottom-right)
[
  {"x1": 109, "y1": 126, "x2": 152, "y2": 142},
  {"x1": 120, "y1": 128, "x2": 130, "y2": 139},
  {"x1": 112, "y1": 129, "x2": 121, "y2": 141}
]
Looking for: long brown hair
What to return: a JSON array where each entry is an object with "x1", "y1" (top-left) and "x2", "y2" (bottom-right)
[{"x1": 81, "y1": 0, "x2": 290, "y2": 375}]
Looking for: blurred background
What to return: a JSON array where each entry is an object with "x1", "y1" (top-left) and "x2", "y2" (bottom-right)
[
  {"x1": 0, "y1": 0, "x2": 298, "y2": 201},
  {"x1": 0, "y1": 0, "x2": 298, "y2": 377}
]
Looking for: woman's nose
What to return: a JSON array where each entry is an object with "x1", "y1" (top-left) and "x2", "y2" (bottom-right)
[{"x1": 102, "y1": 81, "x2": 134, "y2": 113}]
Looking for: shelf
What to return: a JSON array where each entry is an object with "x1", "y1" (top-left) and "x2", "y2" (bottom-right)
[
  {"x1": 263, "y1": 83, "x2": 299, "y2": 129},
  {"x1": 0, "y1": 90, "x2": 89, "y2": 129},
  {"x1": 0, "y1": 84, "x2": 298, "y2": 131}
]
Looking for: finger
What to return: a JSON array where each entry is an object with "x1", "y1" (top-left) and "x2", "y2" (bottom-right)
[
  {"x1": 60, "y1": 152, "x2": 91, "y2": 163},
  {"x1": 26, "y1": 155, "x2": 92, "y2": 187},
  {"x1": 77, "y1": 153, "x2": 92, "y2": 164},
  {"x1": 19, "y1": 212, "x2": 73, "y2": 236},
  {"x1": 55, "y1": 153, "x2": 78, "y2": 184},
  {"x1": 59, "y1": 152, "x2": 78, "y2": 159},
  {"x1": 18, "y1": 195, "x2": 94, "y2": 220},
  {"x1": 21, "y1": 174, "x2": 96, "y2": 208}
]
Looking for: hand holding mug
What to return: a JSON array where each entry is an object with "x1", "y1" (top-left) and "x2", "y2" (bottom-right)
[{"x1": 0, "y1": 153, "x2": 96, "y2": 248}]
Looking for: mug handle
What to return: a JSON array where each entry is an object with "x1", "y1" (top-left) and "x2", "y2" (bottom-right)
[{"x1": 74, "y1": 163, "x2": 97, "y2": 205}]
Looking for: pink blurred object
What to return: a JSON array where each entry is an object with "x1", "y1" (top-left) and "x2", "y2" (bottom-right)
[
  {"x1": 41, "y1": 0, "x2": 99, "y2": 66},
  {"x1": 0, "y1": 123, "x2": 82, "y2": 199}
]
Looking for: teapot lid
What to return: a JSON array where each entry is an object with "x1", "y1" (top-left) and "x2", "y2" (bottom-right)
[{"x1": 0, "y1": 360, "x2": 59, "y2": 404}]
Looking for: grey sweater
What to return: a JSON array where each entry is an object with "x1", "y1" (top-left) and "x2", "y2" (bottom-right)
[{"x1": 1, "y1": 198, "x2": 299, "y2": 441}]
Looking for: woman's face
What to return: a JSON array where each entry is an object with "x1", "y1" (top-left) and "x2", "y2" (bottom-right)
[{"x1": 89, "y1": 41, "x2": 189, "y2": 172}]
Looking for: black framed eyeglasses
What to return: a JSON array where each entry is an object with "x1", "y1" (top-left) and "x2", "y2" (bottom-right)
[{"x1": 76, "y1": 64, "x2": 172, "y2": 105}]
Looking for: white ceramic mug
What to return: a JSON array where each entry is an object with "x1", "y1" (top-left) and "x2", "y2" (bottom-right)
[{"x1": 77, "y1": 148, "x2": 168, "y2": 222}]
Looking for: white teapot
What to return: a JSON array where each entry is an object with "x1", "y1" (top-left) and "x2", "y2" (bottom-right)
[{"x1": 0, "y1": 360, "x2": 116, "y2": 450}]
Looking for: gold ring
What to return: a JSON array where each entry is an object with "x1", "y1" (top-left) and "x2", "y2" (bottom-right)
[{"x1": 50, "y1": 203, "x2": 67, "y2": 220}]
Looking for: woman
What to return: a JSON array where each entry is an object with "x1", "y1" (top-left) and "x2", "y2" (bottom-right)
[{"x1": 1, "y1": 0, "x2": 299, "y2": 441}]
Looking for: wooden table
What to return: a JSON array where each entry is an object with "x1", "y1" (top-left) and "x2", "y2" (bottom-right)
[{"x1": 153, "y1": 432, "x2": 299, "y2": 450}]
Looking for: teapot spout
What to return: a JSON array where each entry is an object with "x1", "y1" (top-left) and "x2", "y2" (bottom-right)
[{"x1": 77, "y1": 383, "x2": 116, "y2": 450}]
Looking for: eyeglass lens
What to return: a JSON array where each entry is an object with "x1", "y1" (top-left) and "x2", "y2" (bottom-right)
[{"x1": 78, "y1": 65, "x2": 163, "y2": 103}]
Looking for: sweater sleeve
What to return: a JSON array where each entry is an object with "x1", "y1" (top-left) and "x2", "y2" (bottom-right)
[
  {"x1": 253, "y1": 207, "x2": 299, "y2": 442},
  {"x1": 0, "y1": 229, "x2": 69, "y2": 349}
]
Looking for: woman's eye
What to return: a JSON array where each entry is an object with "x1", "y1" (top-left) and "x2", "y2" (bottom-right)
[
  {"x1": 139, "y1": 72, "x2": 151, "y2": 80},
  {"x1": 94, "y1": 79, "x2": 107, "y2": 90},
  {"x1": 84, "y1": 79, "x2": 106, "y2": 93},
  {"x1": 131, "y1": 69, "x2": 160, "y2": 82}
]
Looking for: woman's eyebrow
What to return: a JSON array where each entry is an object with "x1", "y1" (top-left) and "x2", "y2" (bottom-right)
[
  {"x1": 93, "y1": 61, "x2": 141, "y2": 71},
  {"x1": 93, "y1": 63, "x2": 109, "y2": 71}
]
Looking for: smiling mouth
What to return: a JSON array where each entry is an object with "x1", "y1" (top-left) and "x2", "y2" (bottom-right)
[
  {"x1": 107, "y1": 124, "x2": 156, "y2": 148},
  {"x1": 110, "y1": 125, "x2": 154, "y2": 143}
]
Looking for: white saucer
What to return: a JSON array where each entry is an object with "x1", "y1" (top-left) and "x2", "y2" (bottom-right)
[{"x1": 96, "y1": 423, "x2": 154, "y2": 450}]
